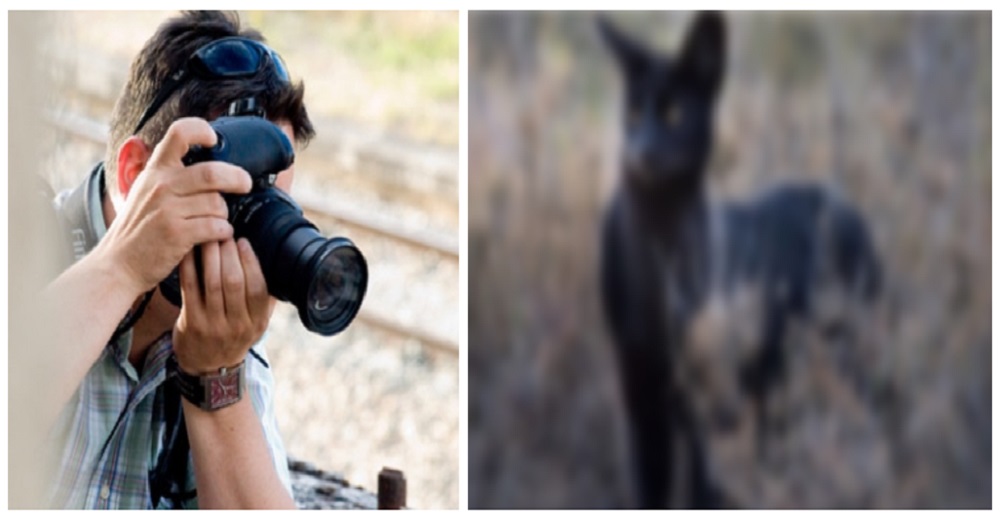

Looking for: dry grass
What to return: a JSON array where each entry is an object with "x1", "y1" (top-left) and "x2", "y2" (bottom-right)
[{"x1": 469, "y1": 11, "x2": 990, "y2": 508}]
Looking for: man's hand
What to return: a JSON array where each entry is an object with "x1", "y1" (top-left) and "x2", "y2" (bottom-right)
[
  {"x1": 173, "y1": 237, "x2": 271, "y2": 374},
  {"x1": 37, "y1": 118, "x2": 255, "y2": 424},
  {"x1": 96, "y1": 118, "x2": 253, "y2": 297}
]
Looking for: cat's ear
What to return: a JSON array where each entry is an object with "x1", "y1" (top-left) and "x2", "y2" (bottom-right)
[
  {"x1": 597, "y1": 16, "x2": 646, "y2": 76},
  {"x1": 678, "y1": 11, "x2": 726, "y2": 95}
]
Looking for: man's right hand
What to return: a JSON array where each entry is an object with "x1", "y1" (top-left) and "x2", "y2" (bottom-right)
[
  {"x1": 96, "y1": 117, "x2": 253, "y2": 297},
  {"x1": 36, "y1": 118, "x2": 254, "y2": 427}
]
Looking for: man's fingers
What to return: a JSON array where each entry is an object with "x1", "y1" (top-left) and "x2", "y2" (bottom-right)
[
  {"x1": 178, "y1": 250, "x2": 203, "y2": 311},
  {"x1": 148, "y1": 117, "x2": 217, "y2": 167},
  {"x1": 182, "y1": 217, "x2": 234, "y2": 246},
  {"x1": 201, "y1": 241, "x2": 224, "y2": 319},
  {"x1": 237, "y1": 238, "x2": 270, "y2": 318},
  {"x1": 173, "y1": 162, "x2": 252, "y2": 196},
  {"x1": 181, "y1": 192, "x2": 229, "y2": 220},
  {"x1": 219, "y1": 239, "x2": 247, "y2": 322}
]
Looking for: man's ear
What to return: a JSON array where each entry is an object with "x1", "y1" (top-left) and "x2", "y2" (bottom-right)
[
  {"x1": 678, "y1": 11, "x2": 726, "y2": 95},
  {"x1": 597, "y1": 15, "x2": 647, "y2": 77},
  {"x1": 115, "y1": 136, "x2": 151, "y2": 200}
]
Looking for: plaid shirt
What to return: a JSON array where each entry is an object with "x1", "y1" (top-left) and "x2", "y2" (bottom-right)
[
  {"x1": 49, "y1": 166, "x2": 291, "y2": 508},
  {"x1": 46, "y1": 329, "x2": 292, "y2": 509}
]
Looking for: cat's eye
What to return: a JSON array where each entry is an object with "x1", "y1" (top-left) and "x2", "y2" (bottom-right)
[{"x1": 663, "y1": 103, "x2": 683, "y2": 127}]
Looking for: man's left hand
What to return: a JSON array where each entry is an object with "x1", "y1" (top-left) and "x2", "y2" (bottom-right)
[{"x1": 172, "y1": 238, "x2": 271, "y2": 374}]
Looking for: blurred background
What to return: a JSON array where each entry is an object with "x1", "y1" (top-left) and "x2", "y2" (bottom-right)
[
  {"x1": 36, "y1": 11, "x2": 458, "y2": 509},
  {"x1": 469, "y1": 11, "x2": 991, "y2": 508}
]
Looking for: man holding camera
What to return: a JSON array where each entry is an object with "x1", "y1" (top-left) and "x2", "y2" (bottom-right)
[{"x1": 42, "y1": 11, "x2": 313, "y2": 508}]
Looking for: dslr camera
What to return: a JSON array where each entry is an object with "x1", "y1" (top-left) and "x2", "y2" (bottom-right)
[{"x1": 159, "y1": 98, "x2": 368, "y2": 336}]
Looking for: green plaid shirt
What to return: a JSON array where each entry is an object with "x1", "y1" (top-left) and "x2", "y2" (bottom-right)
[{"x1": 47, "y1": 329, "x2": 292, "y2": 509}]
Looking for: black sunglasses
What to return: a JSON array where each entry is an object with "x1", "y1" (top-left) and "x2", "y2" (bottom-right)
[{"x1": 133, "y1": 37, "x2": 290, "y2": 135}]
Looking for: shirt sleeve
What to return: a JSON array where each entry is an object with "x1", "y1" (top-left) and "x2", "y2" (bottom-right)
[{"x1": 243, "y1": 333, "x2": 294, "y2": 500}]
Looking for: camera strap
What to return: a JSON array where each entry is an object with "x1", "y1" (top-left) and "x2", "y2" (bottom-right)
[
  {"x1": 55, "y1": 163, "x2": 155, "y2": 345},
  {"x1": 55, "y1": 163, "x2": 107, "y2": 263}
]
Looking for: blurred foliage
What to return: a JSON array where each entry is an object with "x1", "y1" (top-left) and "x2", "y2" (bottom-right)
[
  {"x1": 255, "y1": 11, "x2": 459, "y2": 102},
  {"x1": 252, "y1": 11, "x2": 458, "y2": 146}
]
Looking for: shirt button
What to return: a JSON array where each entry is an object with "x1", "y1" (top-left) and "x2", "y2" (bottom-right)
[{"x1": 99, "y1": 484, "x2": 110, "y2": 500}]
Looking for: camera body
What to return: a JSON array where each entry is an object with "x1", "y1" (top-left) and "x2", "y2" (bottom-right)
[
  {"x1": 182, "y1": 114, "x2": 294, "y2": 192},
  {"x1": 159, "y1": 101, "x2": 368, "y2": 336}
]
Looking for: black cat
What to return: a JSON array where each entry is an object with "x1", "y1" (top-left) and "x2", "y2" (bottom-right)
[{"x1": 598, "y1": 12, "x2": 881, "y2": 508}]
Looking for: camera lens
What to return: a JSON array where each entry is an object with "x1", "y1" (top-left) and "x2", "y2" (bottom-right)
[
  {"x1": 231, "y1": 188, "x2": 368, "y2": 336},
  {"x1": 310, "y1": 266, "x2": 340, "y2": 312},
  {"x1": 309, "y1": 245, "x2": 359, "y2": 313},
  {"x1": 301, "y1": 238, "x2": 367, "y2": 334}
]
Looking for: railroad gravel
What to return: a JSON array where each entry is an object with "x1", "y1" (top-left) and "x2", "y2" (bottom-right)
[{"x1": 267, "y1": 304, "x2": 458, "y2": 509}]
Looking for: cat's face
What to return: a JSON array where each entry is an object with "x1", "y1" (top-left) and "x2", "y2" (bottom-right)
[{"x1": 600, "y1": 12, "x2": 726, "y2": 190}]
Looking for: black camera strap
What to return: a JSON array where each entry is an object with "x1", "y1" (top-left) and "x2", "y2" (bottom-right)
[{"x1": 149, "y1": 376, "x2": 196, "y2": 508}]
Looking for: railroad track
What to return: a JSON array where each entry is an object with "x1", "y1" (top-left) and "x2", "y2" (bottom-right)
[{"x1": 44, "y1": 109, "x2": 460, "y2": 357}]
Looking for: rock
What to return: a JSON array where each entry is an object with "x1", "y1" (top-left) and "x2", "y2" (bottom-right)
[{"x1": 289, "y1": 457, "x2": 377, "y2": 510}]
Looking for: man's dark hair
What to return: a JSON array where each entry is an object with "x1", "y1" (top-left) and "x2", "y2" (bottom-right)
[{"x1": 105, "y1": 10, "x2": 315, "y2": 188}]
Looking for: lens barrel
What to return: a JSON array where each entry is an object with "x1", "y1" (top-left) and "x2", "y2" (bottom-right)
[{"x1": 231, "y1": 188, "x2": 367, "y2": 336}]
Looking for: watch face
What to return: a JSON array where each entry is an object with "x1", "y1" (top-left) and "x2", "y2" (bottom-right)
[{"x1": 207, "y1": 371, "x2": 242, "y2": 409}]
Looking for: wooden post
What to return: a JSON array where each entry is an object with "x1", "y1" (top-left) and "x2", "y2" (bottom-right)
[{"x1": 378, "y1": 467, "x2": 406, "y2": 509}]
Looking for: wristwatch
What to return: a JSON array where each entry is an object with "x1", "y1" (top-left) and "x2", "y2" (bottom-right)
[{"x1": 168, "y1": 355, "x2": 246, "y2": 411}]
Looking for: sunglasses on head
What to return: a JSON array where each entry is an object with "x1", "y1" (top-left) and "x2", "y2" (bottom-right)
[{"x1": 133, "y1": 36, "x2": 290, "y2": 135}]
